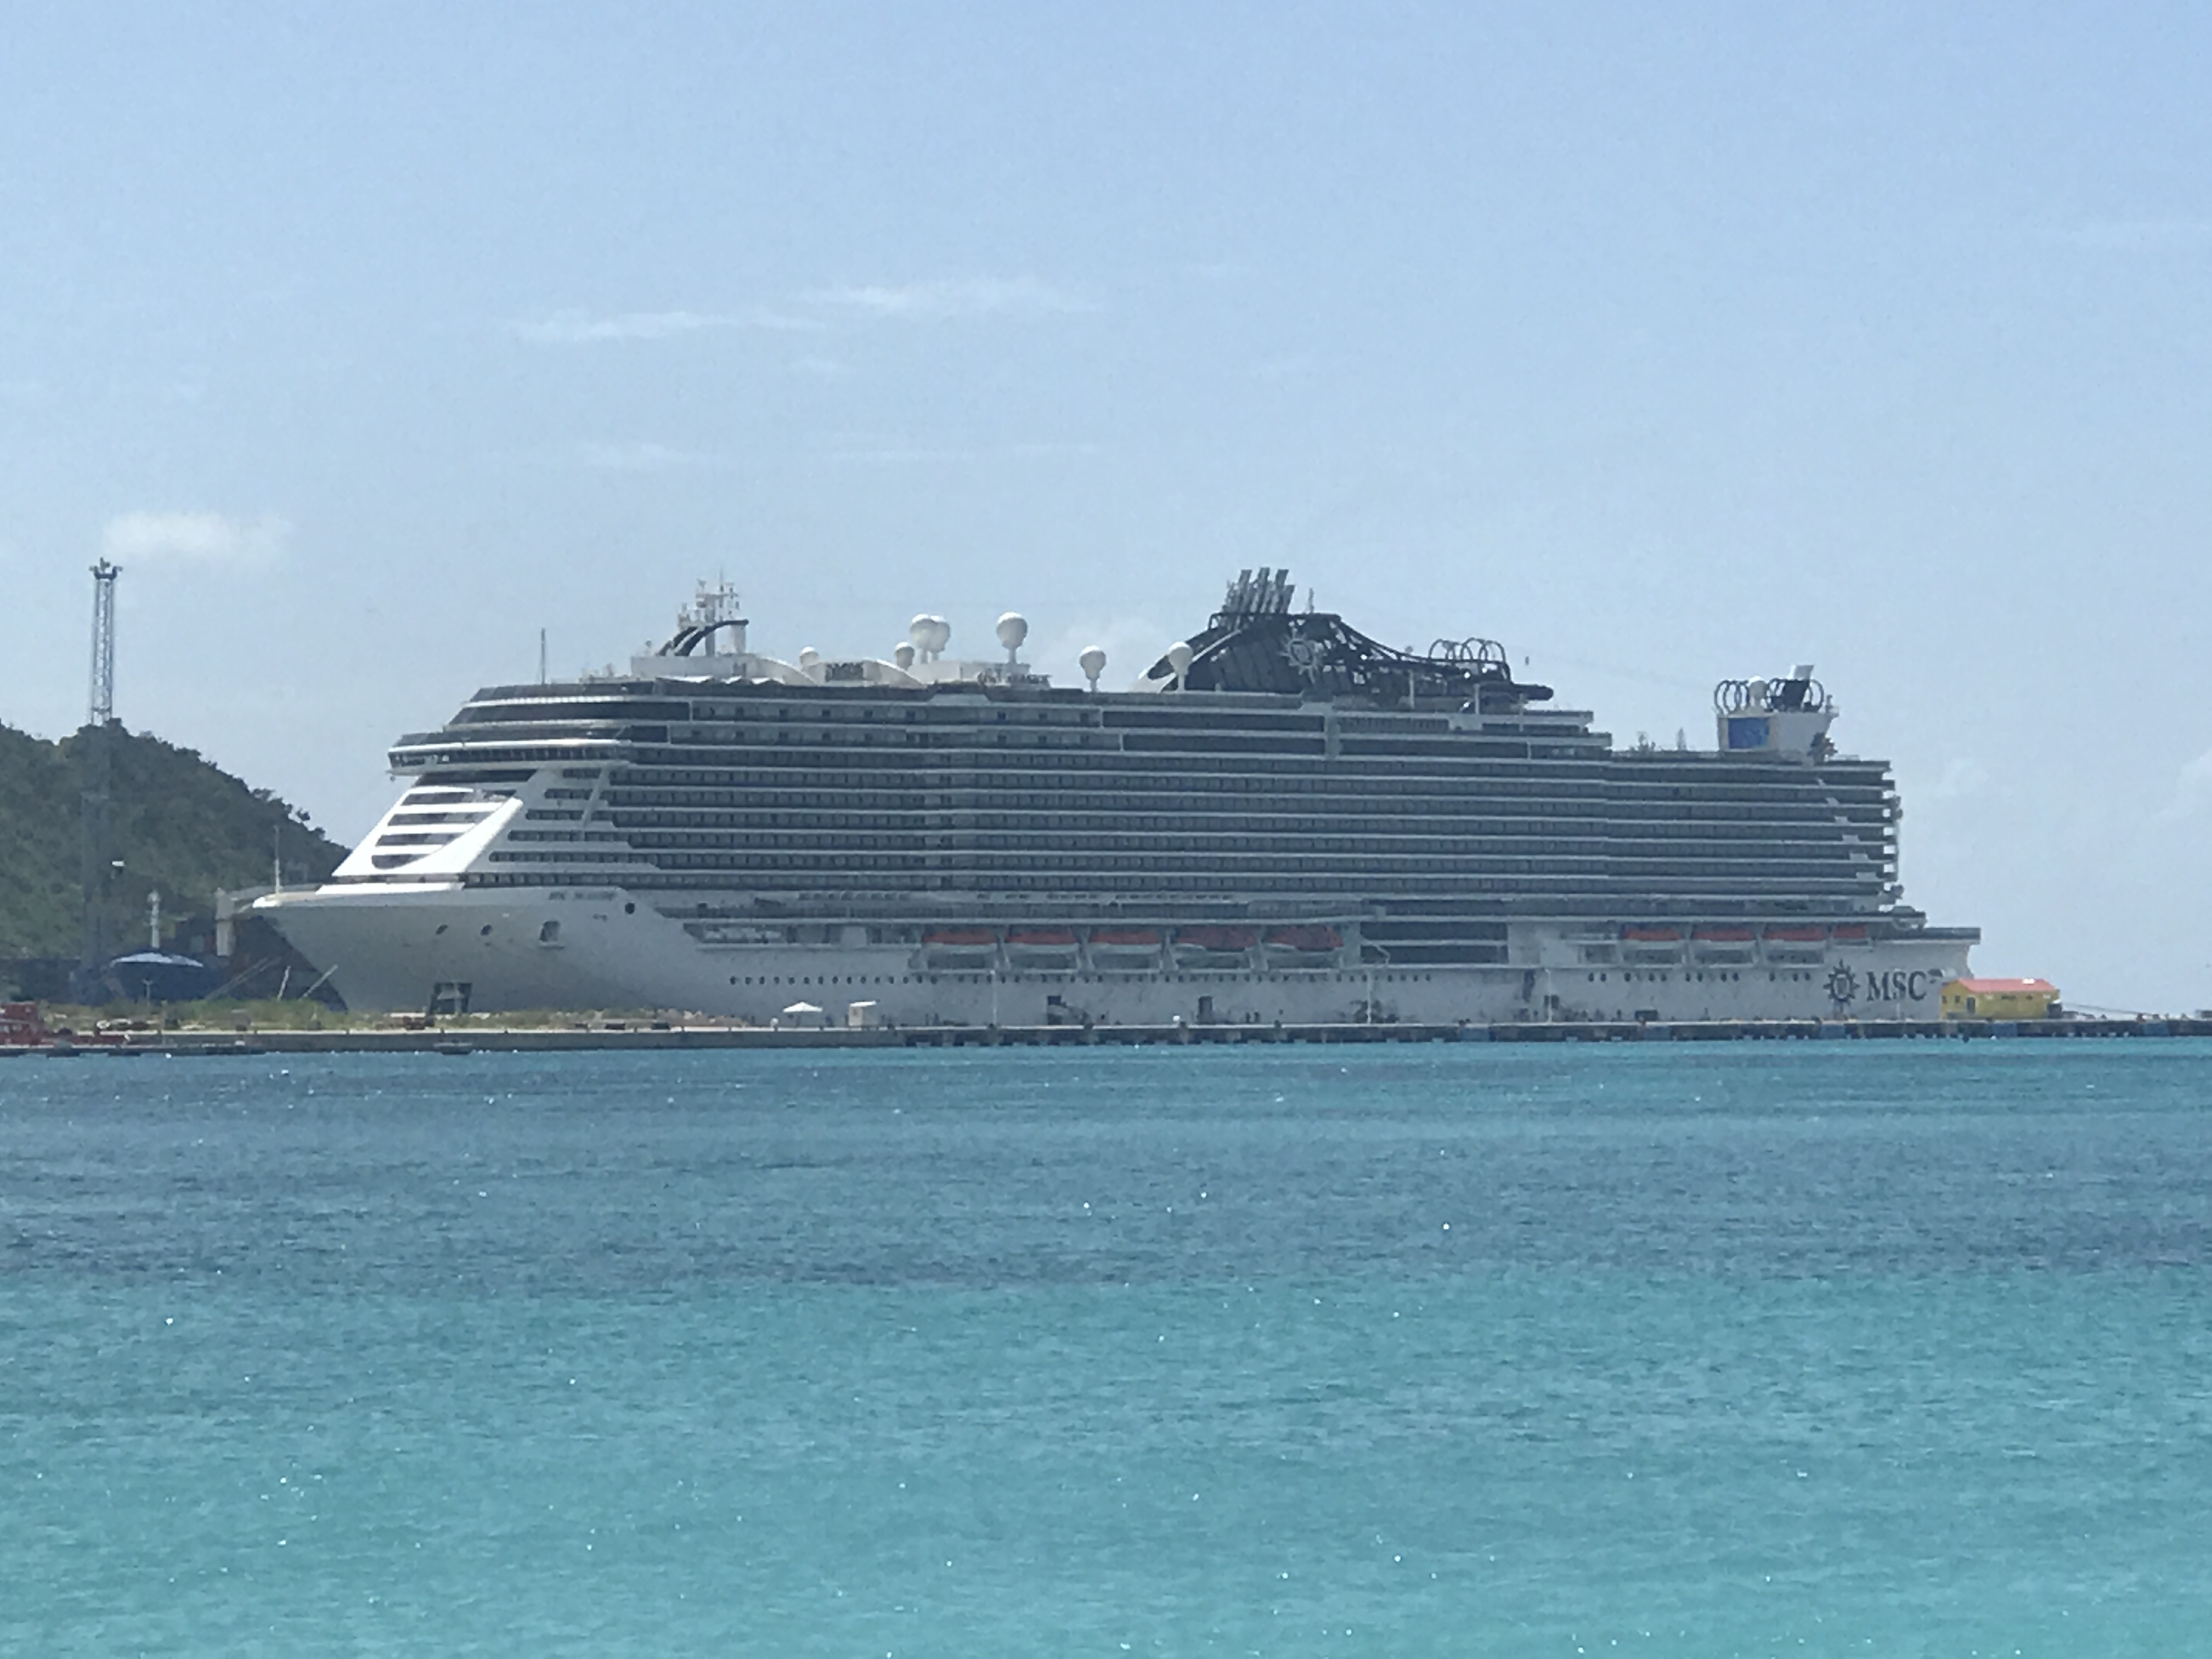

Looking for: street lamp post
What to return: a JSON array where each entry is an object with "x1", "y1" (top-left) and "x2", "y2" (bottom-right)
[{"x1": 1364, "y1": 941, "x2": 1392, "y2": 1024}]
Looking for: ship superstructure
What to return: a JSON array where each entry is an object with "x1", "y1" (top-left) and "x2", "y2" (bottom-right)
[{"x1": 259, "y1": 573, "x2": 1976, "y2": 1023}]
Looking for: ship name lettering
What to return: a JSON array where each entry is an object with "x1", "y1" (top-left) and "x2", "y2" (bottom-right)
[{"x1": 1864, "y1": 969, "x2": 1934, "y2": 1002}]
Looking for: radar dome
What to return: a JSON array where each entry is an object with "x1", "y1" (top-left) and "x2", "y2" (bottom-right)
[
  {"x1": 1166, "y1": 640, "x2": 1194, "y2": 687},
  {"x1": 909, "y1": 614, "x2": 952, "y2": 661},
  {"x1": 1078, "y1": 645, "x2": 1107, "y2": 691},
  {"x1": 893, "y1": 641, "x2": 916, "y2": 670},
  {"x1": 995, "y1": 611, "x2": 1029, "y2": 656}
]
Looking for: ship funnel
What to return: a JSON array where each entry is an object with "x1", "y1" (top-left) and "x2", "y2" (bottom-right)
[{"x1": 1079, "y1": 645, "x2": 1107, "y2": 691}]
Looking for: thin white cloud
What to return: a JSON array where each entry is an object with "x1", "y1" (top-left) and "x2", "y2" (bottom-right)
[
  {"x1": 509, "y1": 307, "x2": 818, "y2": 343},
  {"x1": 811, "y1": 276, "x2": 1097, "y2": 320},
  {"x1": 575, "y1": 440, "x2": 712, "y2": 472},
  {"x1": 508, "y1": 279, "x2": 1094, "y2": 345},
  {"x1": 2154, "y1": 748, "x2": 2212, "y2": 824},
  {"x1": 816, "y1": 437, "x2": 1103, "y2": 464},
  {"x1": 102, "y1": 510, "x2": 290, "y2": 566}
]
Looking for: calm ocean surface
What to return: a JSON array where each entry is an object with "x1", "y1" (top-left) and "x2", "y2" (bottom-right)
[{"x1": 4, "y1": 1042, "x2": 2209, "y2": 1656}]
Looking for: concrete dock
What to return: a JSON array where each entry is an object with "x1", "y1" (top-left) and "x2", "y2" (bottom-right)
[{"x1": 5, "y1": 1015, "x2": 2208, "y2": 1056}]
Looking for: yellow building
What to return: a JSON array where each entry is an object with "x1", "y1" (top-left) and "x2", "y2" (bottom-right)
[{"x1": 1940, "y1": 977, "x2": 2059, "y2": 1020}]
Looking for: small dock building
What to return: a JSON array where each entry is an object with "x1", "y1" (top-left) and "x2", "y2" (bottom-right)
[{"x1": 1940, "y1": 977, "x2": 2059, "y2": 1020}]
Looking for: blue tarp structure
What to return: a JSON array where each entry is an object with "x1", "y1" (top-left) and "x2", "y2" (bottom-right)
[{"x1": 105, "y1": 951, "x2": 221, "y2": 1003}]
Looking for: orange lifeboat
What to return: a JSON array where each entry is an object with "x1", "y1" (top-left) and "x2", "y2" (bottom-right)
[
  {"x1": 1691, "y1": 923, "x2": 1756, "y2": 962},
  {"x1": 1173, "y1": 925, "x2": 1258, "y2": 965},
  {"x1": 920, "y1": 927, "x2": 998, "y2": 968},
  {"x1": 1176, "y1": 925, "x2": 1259, "y2": 951},
  {"x1": 1087, "y1": 927, "x2": 1164, "y2": 969},
  {"x1": 1005, "y1": 927, "x2": 1080, "y2": 969},
  {"x1": 1265, "y1": 924, "x2": 1342, "y2": 955},
  {"x1": 1090, "y1": 928, "x2": 1161, "y2": 947}
]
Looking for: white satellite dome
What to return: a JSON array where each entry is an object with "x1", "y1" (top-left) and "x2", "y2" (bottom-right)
[
  {"x1": 909, "y1": 614, "x2": 952, "y2": 661},
  {"x1": 996, "y1": 611, "x2": 1029, "y2": 661},
  {"x1": 893, "y1": 641, "x2": 917, "y2": 670},
  {"x1": 1165, "y1": 640, "x2": 1194, "y2": 686},
  {"x1": 1078, "y1": 645, "x2": 1107, "y2": 691}
]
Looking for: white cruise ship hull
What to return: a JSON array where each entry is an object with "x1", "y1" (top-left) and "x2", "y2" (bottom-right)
[{"x1": 261, "y1": 883, "x2": 1972, "y2": 1025}]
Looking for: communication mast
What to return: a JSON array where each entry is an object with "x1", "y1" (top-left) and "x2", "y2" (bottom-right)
[
  {"x1": 78, "y1": 560, "x2": 121, "y2": 983},
  {"x1": 88, "y1": 558, "x2": 120, "y2": 724}
]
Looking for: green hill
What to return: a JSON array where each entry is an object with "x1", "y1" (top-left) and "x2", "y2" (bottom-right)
[{"x1": 0, "y1": 721, "x2": 347, "y2": 963}]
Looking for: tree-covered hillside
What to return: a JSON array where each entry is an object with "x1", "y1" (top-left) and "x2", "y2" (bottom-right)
[{"x1": 0, "y1": 721, "x2": 347, "y2": 961}]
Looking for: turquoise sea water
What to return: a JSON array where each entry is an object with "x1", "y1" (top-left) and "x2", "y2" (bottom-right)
[{"x1": 4, "y1": 1043, "x2": 2209, "y2": 1656}]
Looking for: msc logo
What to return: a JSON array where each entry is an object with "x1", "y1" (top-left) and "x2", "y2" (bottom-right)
[{"x1": 1826, "y1": 965, "x2": 1937, "y2": 1006}]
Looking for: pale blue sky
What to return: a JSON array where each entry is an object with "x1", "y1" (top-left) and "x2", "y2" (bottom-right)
[{"x1": 3, "y1": 3, "x2": 2208, "y2": 1006}]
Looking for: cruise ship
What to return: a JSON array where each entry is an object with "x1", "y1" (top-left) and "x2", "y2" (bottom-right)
[{"x1": 258, "y1": 572, "x2": 1977, "y2": 1024}]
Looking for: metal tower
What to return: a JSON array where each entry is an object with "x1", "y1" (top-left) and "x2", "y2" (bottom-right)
[
  {"x1": 88, "y1": 557, "x2": 120, "y2": 724},
  {"x1": 78, "y1": 560, "x2": 121, "y2": 983}
]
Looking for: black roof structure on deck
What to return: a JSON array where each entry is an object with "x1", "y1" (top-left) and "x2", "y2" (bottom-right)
[{"x1": 1144, "y1": 568, "x2": 1552, "y2": 710}]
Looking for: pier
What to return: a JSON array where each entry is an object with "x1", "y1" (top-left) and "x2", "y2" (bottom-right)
[{"x1": 6, "y1": 1015, "x2": 2209, "y2": 1056}]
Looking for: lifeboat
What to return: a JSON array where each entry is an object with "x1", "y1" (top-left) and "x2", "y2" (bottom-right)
[
  {"x1": 1087, "y1": 927, "x2": 1164, "y2": 969},
  {"x1": 1760, "y1": 923, "x2": 1829, "y2": 962},
  {"x1": 1620, "y1": 923, "x2": 1684, "y2": 963},
  {"x1": 1005, "y1": 927, "x2": 1080, "y2": 970},
  {"x1": 1173, "y1": 924, "x2": 1259, "y2": 967},
  {"x1": 1264, "y1": 924, "x2": 1343, "y2": 966},
  {"x1": 1691, "y1": 924, "x2": 1756, "y2": 963},
  {"x1": 921, "y1": 927, "x2": 997, "y2": 969}
]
